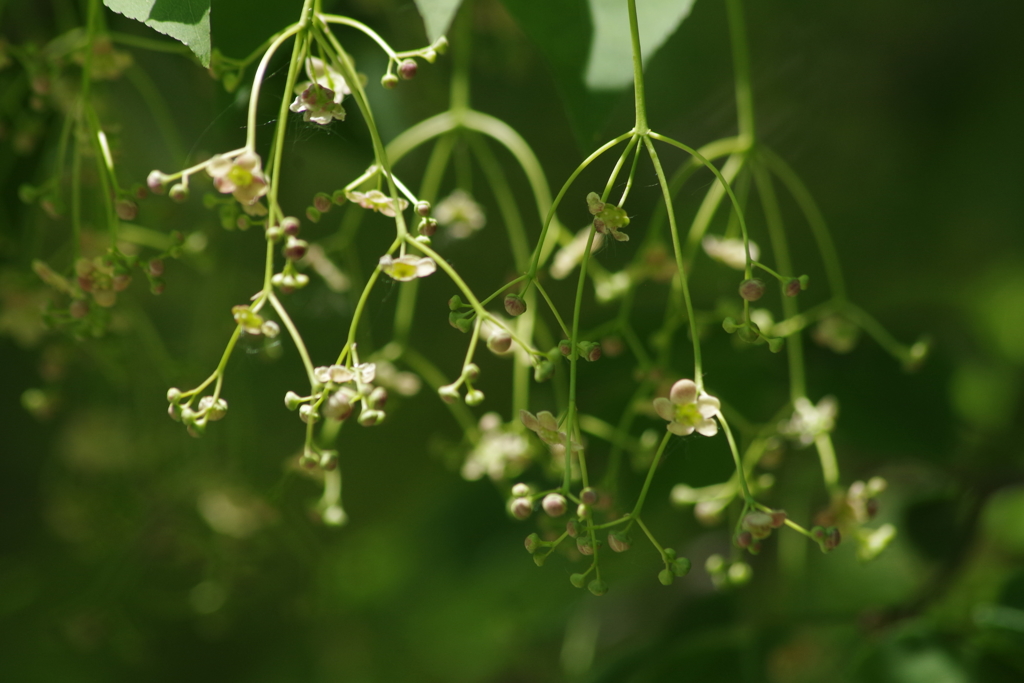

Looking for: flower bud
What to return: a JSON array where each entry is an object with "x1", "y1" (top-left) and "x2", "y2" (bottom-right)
[
  {"x1": 722, "y1": 317, "x2": 739, "y2": 333},
  {"x1": 738, "y1": 321, "x2": 761, "y2": 344},
  {"x1": 578, "y1": 341, "x2": 601, "y2": 362},
  {"x1": 422, "y1": 49, "x2": 437, "y2": 63},
  {"x1": 417, "y1": 217, "x2": 437, "y2": 236},
  {"x1": 368, "y1": 386, "x2": 388, "y2": 410},
  {"x1": 739, "y1": 278, "x2": 766, "y2": 301},
  {"x1": 566, "y1": 519, "x2": 580, "y2": 538},
  {"x1": 658, "y1": 568, "x2": 674, "y2": 586},
  {"x1": 576, "y1": 503, "x2": 589, "y2": 519},
  {"x1": 533, "y1": 359, "x2": 556, "y2": 383},
  {"x1": 448, "y1": 294, "x2": 464, "y2": 311},
  {"x1": 533, "y1": 553, "x2": 547, "y2": 567},
  {"x1": 487, "y1": 330, "x2": 512, "y2": 354},
  {"x1": 300, "y1": 452, "x2": 318, "y2": 469},
  {"x1": 115, "y1": 199, "x2": 137, "y2": 221},
  {"x1": 358, "y1": 409, "x2": 384, "y2": 426},
  {"x1": 261, "y1": 320, "x2": 280, "y2": 337},
  {"x1": 742, "y1": 511, "x2": 774, "y2": 539},
  {"x1": 169, "y1": 183, "x2": 188, "y2": 203},
  {"x1": 558, "y1": 339, "x2": 573, "y2": 358},
  {"x1": 433, "y1": 36, "x2": 449, "y2": 54},
  {"x1": 462, "y1": 363, "x2": 480, "y2": 381},
  {"x1": 542, "y1": 493, "x2": 567, "y2": 517},
  {"x1": 770, "y1": 510, "x2": 787, "y2": 528},
  {"x1": 305, "y1": 206, "x2": 321, "y2": 223},
  {"x1": 608, "y1": 533, "x2": 630, "y2": 553},
  {"x1": 381, "y1": 73, "x2": 399, "y2": 89},
  {"x1": 580, "y1": 487, "x2": 598, "y2": 505},
  {"x1": 294, "y1": 273, "x2": 309, "y2": 288},
  {"x1": 735, "y1": 530, "x2": 753, "y2": 548},
  {"x1": 313, "y1": 193, "x2": 332, "y2": 213},
  {"x1": 504, "y1": 293, "x2": 526, "y2": 317},
  {"x1": 148, "y1": 258, "x2": 165, "y2": 277},
  {"x1": 167, "y1": 387, "x2": 182, "y2": 403},
  {"x1": 671, "y1": 557, "x2": 691, "y2": 577},
  {"x1": 823, "y1": 526, "x2": 841, "y2": 551},
  {"x1": 266, "y1": 226, "x2": 283, "y2": 242},
  {"x1": 147, "y1": 170, "x2": 166, "y2": 193},
  {"x1": 524, "y1": 533, "x2": 541, "y2": 554},
  {"x1": 511, "y1": 482, "x2": 530, "y2": 497},
  {"x1": 322, "y1": 390, "x2": 354, "y2": 421},
  {"x1": 415, "y1": 200, "x2": 431, "y2": 216},
  {"x1": 510, "y1": 497, "x2": 532, "y2": 520},
  {"x1": 299, "y1": 404, "x2": 319, "y2": 423},
  {"x1": 320, "y1": 450, "x2": 339, "y2": 471},
  {"x1": 167, "y1": 403, "x2": 181, "y2": 422},
  {"x1": 465, "y1": 389, "x2": 484, "y2": 406},
  {"x1": 569, "y1": 573, "x2": 586, "y2": 589},
  {"x1": 281, "y1": 216, "x2": 300, "y2": 236},
  {"x1": 576, "y1": 535, "x2": 594, "y2": 555},
  {"x1": 768, "y1": 336, "x2": 785, "y2": 353},
  {"x1": 398, "y1": 59, "x2": 418, "y2": 80},
  {"x1": 284, "y1": 237, "x2": 308, "y2": 261},
  {"x1": 322, "y1": 504, "x2": 347, "y2": 526},
  {"x1": 438, "y1": 384, "x2": 461, "y2": 403},
  {"x1": 587, "y1": 579, "x2": 608, "y2": 596},
  {"x1": 784, "y1": 278, "x2": 801, "y2": 297},
  {"x1": 284, "y1": 391, "x2": 302, "y2": 410}
]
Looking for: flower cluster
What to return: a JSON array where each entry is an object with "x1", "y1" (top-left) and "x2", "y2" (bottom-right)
[
  {"x1": 462, "y1": 413, "x2": 532, "y2": 482},
  {"x1": 586, "y1": 192, "x2": 630, "y2": 242},
  {"x1": 780, "y1": 395, "x2": 837, "y2": 445},
  {"x1": 434, "y1": 190, "x2": 485, "y2": 238}
]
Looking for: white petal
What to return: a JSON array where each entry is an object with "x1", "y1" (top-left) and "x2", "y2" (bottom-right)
[
  {"x1": 415, "y1": 258, "x2": 436, "y2": 278},
  {"x1": 314, "y1": 366, "x2": 331, "y2": 384},
  {"x1": 519, "y1": 410, "x2": 538, "y2": 431},
  {"x1": 329, "y1": 365, "x2": 354, "y2": 384},
  {"x1": 697, "y1": 395, "x2": 721, "y2": 418},
  {"x1": 670, "y1": 379, "x2": 697, "y2": 405},
  {"x1": 695, "y1": 418, "x2": 719, "y2": 437},
  {"x1": 358, "y1": 363, "x2": 376, "y2": 384},
  {"x1": 654, "y1": 397, "x2": 675, "y2": 421},
  {"x1": 668, "y1": 422, "x2": 694, "y2": 436}
]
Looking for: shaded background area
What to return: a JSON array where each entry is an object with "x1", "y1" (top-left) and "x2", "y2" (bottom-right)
[{"x1": 1, "y1": 0, "x2": 1023, "y2": 681}]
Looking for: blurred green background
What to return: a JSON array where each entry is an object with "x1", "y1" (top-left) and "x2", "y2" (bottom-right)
[{"x1": 1, "y1": 0, "x2": 1023, "y2": 681}]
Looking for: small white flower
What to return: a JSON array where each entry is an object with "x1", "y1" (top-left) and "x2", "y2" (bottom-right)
[
  {"x1": 346, "y1": 189, "x2": 409, "y2": 217},
  {"x1": 654, "y1": 379, "x2": 720, "y2": 437},
  {"x1": 779, "y1": 396, "x2": 837, "y2": 445},
  {"x1": 289, "y1": 83, "x2": 346, "y2": 125},
  {"x1": 702, "y1": 235, "x2": 760, "y2": 270},
  {"x1": 434, "y1": 190, "x2": 485, "y2": 238},
  {"x1": 461, "y1": 412, "x2": 532, "y2": 481},
  {"x1": 314, "y1": 362, "x2": 376, "y2": 386},
  {"x1": 379, "y1": 254, "x2": 436, "y2": 281},
  {"x1": 206, "y1": 151, "x2": 268, "y2": 207}
]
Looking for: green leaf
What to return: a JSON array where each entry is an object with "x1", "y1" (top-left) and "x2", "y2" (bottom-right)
[
  {"x1": 104, "y1": 0, "x2": 211, "y2": 67},
  {"x1": 413, "y1": 0, "x2": 464, "y2": 42},
  {"x1": 499, "y1": 0, "x2": 695, "y2": 148},
  {"x1": 584, "y1": 0, "x2": 695, "y2": 90}
]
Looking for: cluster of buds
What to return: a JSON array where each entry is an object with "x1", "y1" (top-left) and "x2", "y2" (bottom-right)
[
  {"x1": 734, "y1": 509, "x2": 787, "y2": 554},
  {"x1": 438, "y1": 362, "x2": 484, "y2": 406},
  {"x1": 287, "y1": 362, "x2": 387, "y2": 431},
  {"x1": 75, "y1": 256, "x2": 131, "y2": 308},
  {"x1": 230, "y1": 305, "x2": 279, "y2": 338},
  {"x1": 166, "y1": 387, "x2": 228, "y2": 438},
  {"x1": 723, "y1": 314, "x2": 786, "y2": 353},
  {"x1": 380, "y1": 36, "x2": 447, "y2": 88},
  {"x1": 586, "y1": 192, "x2": 630, "y2": 242},
  {"x1": 558, "y1": 338, "x2": 602, "y2": 362},
  {"x1": 656, "y1": 547, "x2": 692, "y2": 586}
]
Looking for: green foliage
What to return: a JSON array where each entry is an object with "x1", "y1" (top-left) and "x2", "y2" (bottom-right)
[{"x1": 103, "y1": 0, "x2": 211, "y2": 65}]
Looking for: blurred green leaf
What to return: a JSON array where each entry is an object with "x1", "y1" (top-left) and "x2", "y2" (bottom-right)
[
  {"x1": 413, "y1": 0, "x2": 464, "y2": 42},
  {"x1": 104, "y1": 0, "x2": 211, "y2": 66},
  {"x1": 584, "y1": 0, "x2": 695, "y2": 89}
]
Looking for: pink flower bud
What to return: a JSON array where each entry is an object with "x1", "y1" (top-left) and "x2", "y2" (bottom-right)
[
  {"x1": 739, "y1": 278, "x2": 766, "y2": 302},
  {"x1": 398, "y1": 59, "x2": 418, "y2": 80},
  {"x1": 542, "y1": 493, "x2": 567, "y2": 517},
  {"x1": 510, "y1": 497, "x2": 531, "y2": 520}
]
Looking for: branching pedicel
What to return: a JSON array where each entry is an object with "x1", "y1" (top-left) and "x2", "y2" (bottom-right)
[{"x1": 24, "y1": 0, "x2": 928, "y2": 596}]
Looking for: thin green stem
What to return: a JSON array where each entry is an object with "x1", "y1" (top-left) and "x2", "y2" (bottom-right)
[
  {"x1": 532, "y1": 280, "x2": 570, "y2": 339},
  {"x1": 644, "y1": 135, "x2": 704, "y2": 391},
  {"x1": 725, "y1": 0, "x2": 755, "y2": 144},
  {"x1": 627, "y1": 0, "x2": 648, "y2": 133},
  {"x1": 717, "y1": 412, "x2": 754, "y2": 504},
  {"x1": 629, "y1": 431, "x2": 673, "y2": 521}
]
